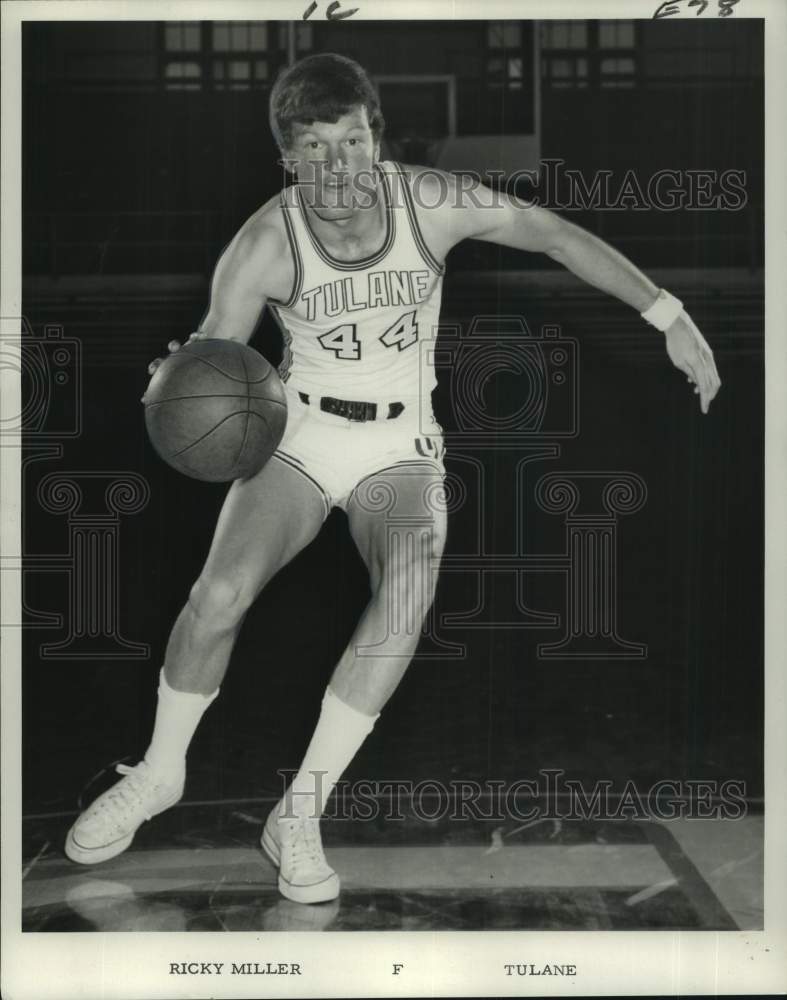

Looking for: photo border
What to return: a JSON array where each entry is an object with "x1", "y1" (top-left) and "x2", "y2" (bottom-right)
[{"x1": 2, "y1": 1, "x2": 785, "y2": 996}]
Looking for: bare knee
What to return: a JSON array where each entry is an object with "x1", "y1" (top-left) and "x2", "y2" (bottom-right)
[
  {"x1": 187, "y1": 574, "x2": 256, "y2": 632},
  {"x1": 371, "y1": 520, "x2": 446, "y2": 603}
]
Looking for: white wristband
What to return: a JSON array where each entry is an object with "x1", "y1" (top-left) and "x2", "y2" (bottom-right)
[{"x1": 640, "y1": 289, "x2": 683, "y2": 332}]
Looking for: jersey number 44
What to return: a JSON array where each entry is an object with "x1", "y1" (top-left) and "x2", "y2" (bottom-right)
[{"x1": 317, "y1": 310, "x2": 419, "y2": 361}]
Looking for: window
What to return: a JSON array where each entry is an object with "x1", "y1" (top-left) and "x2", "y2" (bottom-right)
[
  {"x1": 487, "y1": 21, "x2": 523, "y2": 49},
  {"x1": 541, "y1": 20, "x2": 588, "y2": 50},
  {"x1": 541, "y1": 20, "x2": 638, "y2": 90},
  {"x1": 598, "y1": 20, "x2": 636, "y2": 88},
  {"x1": 455, "y1": 21, "x2": 535, "y2": 135},
  {"x1": 164, "y1": 61, "x2": 202, "y2": 91},
  {"x1": 164, "y1": 21, "x2": 204, "y2": 89},
  {"x1": 165, "y1": 22, "x2": 201, "y2": 52},
  {"x1": 213, "y1": 59, "x2": 269, "y2": 89},
  {"x1": 486, "y1": 20, "x2": 527, "y2": 91},
  {"x1": 161, "y1": 20, "x2": 277, "y2": 91},
  {"x1": 277, "y1": 22, "x2": 314, "y2": 52},
  {"x1": 542, "y1": 56, "x2": 589, "y2": 89},
  {"x1": 212, "y1": 22, "x2": 267, "y2": 52},
  {"x1": 598, "y1": 20, "x2": 635, "y2": 49},
  {"x1": 212, "y1": 21, "x2": 269, "y2": 90},
  {"x1": 600, "y1": 56, "x2": 636, "y2": 88}
]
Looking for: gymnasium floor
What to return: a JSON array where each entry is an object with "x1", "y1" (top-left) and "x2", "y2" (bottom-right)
[{"x1": 21, "y1": 803, "x2": 762, "y2": 931}]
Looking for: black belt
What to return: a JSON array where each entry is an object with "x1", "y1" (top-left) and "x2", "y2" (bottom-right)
[{"x1": 297, "y1": 392, "x2": 405, "y2": 422}]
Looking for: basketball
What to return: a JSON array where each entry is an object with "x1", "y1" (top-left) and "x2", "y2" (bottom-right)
[{"x1": 143, "y1": 339, "x2": 287, "y2": 482}]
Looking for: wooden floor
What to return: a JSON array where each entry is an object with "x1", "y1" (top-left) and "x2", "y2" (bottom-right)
[{"x1": 21, "y1": 808, "x2": 762, "y2": 932}]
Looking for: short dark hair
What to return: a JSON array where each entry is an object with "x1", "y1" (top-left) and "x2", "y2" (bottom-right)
[{"x1": 269, "y1": 53, "x2": 385, "y2": 151}]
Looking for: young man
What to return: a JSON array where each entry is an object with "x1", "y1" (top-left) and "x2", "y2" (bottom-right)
[{"x1": 64, "y1": 53, "x2": 721, "y2": 904}]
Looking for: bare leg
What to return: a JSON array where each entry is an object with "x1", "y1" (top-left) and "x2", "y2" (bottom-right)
[
  {"x1": 164, "y1": 457, "x2": 327, "y2": 694},
  {"x1": 264, "y1": 463, "x2": 446, "y2": 904},
  {"x1": 64, "y1": 457, "x2": 328, "y2": 867},
  {"x1": 329, "y1": 463, "x2": 447, "y2": 714}
]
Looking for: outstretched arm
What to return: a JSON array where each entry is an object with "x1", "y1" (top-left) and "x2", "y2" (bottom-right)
[{"x1": 435, "y1": 177, "x2": 722, "y2": 413}]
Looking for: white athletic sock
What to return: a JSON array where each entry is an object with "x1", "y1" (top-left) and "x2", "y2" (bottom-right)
[
  {"x1": 282, "y1": 687, "x2": 379, "y2": 819},
  {"x1": 143, "y1": 669, "x2": 219, "y2": 782}
]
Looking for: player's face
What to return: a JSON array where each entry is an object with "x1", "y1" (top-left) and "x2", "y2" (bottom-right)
[{"x1": 287, "y1": 106, "x2": 380, "y2": 221}]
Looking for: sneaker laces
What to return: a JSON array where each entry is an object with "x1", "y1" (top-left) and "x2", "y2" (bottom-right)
[
  {"x1": 282, "y1": 814, "x2": 327, "y2": 868},
  {"x1": 93, "y1": 762, "x2": 158, "y2": 822}
]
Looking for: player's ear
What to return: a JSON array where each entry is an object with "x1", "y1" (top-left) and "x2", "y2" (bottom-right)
[{"x1": 279, "y1": 151, "x2": 298, "y2": 175}]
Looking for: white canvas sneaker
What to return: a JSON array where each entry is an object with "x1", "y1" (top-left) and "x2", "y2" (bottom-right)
[
  {"x1": 64, "y1": 761, "x2": 184, "y2": 865},
  {"x1": 261, "y1": 802, "x2": 340, "y2": 905}
]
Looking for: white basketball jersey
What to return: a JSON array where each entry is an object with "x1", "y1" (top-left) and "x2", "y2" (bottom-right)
[{"x1": 268, "y1": 161, "x2": 444, "y2": 404}]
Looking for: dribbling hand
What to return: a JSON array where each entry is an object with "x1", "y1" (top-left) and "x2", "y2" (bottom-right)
[
  {"x1": 142, "y1": 332, "x2": 208, "y2": 402},
  {"x1": 663, "y1": 312, "x2": 722, "y2": 414},
  {"x1": 147, "y1": 331, "x2": 209, "y2": 376}
]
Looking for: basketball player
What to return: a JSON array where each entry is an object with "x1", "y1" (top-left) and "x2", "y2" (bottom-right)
[{"x1": 65, "y1": 54, "x2": 721, "y2": 904}]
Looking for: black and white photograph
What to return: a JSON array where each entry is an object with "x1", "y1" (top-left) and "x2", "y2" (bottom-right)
[{"x1": 1, "y1": 0, "x2": 785, "y2": 997}]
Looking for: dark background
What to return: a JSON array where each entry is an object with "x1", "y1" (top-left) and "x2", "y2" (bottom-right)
[{"x1": 20, "y1": 18, "x2": 763, "y2": 817}]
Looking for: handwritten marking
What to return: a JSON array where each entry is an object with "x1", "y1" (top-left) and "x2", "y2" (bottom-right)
[
  {"x1": 653, "y1": 0, "x2": 741, "y2": 16},
  {"x1": 304, "y1": 1, "x2": 360, "y2": 19},
  {"x1": 653, "y1": 1, "x2": 683, "y2": 16},
  {"x1": 327, "y1": 1, "x2": 360, "y2": 19}
]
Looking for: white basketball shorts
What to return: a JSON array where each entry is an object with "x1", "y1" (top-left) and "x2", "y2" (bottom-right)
[{"x1": 271, "y1": 382, "x2": 446, "y2": 514}]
